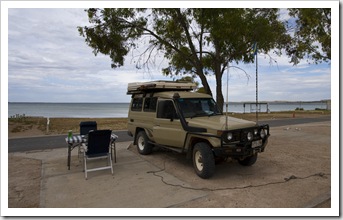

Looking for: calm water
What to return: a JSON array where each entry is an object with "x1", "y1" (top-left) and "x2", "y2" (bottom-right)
[
  {"x1": 8, "y1": 103, "x2": 130, "y2": 118},
  {"x1": 8, "y1": 102, "x2": 328, "y2": 118}
]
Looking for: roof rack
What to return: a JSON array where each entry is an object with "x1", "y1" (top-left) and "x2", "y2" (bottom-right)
[{"x1": 127, "y1": 81, "x2": 197, "y2": 94}]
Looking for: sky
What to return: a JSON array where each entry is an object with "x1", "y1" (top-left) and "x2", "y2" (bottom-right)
[{"x1": 2, "y1": 1, "x2": 338, "y2": 103}]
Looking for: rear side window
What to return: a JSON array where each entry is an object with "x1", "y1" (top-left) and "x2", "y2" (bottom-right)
[
  {"x1": 131, "y1": 98, "x2": 143, "y2": 111},
  {"x1": 144, "y1": 97, "x2": 158, "y2": 112}
]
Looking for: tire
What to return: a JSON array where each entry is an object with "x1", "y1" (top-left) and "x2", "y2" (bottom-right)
[
  {"x1": 136, "y1": 131, "x2": 153, "y2": 155},
  {"x1": 192, "y1": 142, "x2": 215, "y2": 179},
  {"x1": 238, "y1": 153, "x2": 258, "y2": 166}
]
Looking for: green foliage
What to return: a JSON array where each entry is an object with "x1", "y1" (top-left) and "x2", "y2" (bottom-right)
[
  {"x1": 287, "y1": 8, "x2": 331, "y2": 64},
  {"x1": 295, "y1": 107, "x2": 304, "y2": 111},
  {"x1": 78, "y1": 8, "x2": 147, "y2": 68},
  {"x1": 174, "y1": 76, "x2": 202, "y2": 92},
  {"x1": 78, "y1": 8, "x2": 331, "y2": 110},
  {"x1": 175, "y1": 76, "x2": 196, "y2": 83},
  {"x1": 196, "y1": 87, "x2": 207, "y2": 94}
]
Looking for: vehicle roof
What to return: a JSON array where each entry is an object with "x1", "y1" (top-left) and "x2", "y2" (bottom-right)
[
  {"x1": 127, "y1": 81, "x2": 196, "y2": 94},
  {"x1": 151, "y1": 91, "x2": 212, "y2": 99}
]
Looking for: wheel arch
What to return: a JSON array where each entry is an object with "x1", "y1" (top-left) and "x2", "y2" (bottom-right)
[
  {"x1": 133, "y1": 127, "x2": 148, "y2": 145},
  {"x1": 186, "y1": 136, "x2": 213, "y2": 159}
]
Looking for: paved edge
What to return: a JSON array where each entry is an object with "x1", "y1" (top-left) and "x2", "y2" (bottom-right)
[{"x1": 302, "y1": 191, "x2": 331, "y2": 208}]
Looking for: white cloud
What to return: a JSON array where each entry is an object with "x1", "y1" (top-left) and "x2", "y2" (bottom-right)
[{"x1": 6, "y1": 7, "x2": 332, "y2": 103}]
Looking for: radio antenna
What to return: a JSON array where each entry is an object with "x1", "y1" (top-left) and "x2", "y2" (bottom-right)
[
  {"x1": 225, "y1": 63, "x2": 229, "y2": 130},
  {"x1": 253, "y1": 42, "x2": 259, "y2": 123}
]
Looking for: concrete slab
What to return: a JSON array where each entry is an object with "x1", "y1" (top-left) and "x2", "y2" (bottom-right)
[
  {"x1": 7, "y1": 120, "x2": 335, "y2": 216},
  {"x1": 13, "y1": 142, "x2": 207, "y2": 208}
]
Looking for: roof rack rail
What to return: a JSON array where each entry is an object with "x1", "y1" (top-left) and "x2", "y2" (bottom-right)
[{"x1": 127, "y1": 81, "x2": 196, "y2": 94}]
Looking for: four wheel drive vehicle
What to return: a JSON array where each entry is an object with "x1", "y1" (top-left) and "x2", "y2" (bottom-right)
[{"x1": 127, "y1": 81, "x2": 270, "y2": 179}]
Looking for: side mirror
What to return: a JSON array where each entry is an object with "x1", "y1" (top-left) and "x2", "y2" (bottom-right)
[
  {"x1": 165, "y1": 112, "x2": 174, "y2": 121},
  {"x1": 166, "y1": 112, "x2": 178, "y2": 122}
]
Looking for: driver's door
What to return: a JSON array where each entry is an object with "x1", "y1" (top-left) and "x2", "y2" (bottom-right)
[{"x1": 153, "y1": 99, "x2": 186, "y2": 148}]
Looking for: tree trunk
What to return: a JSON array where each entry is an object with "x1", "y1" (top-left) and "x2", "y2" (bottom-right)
[
  {"x1": 196, "y1": 67, "x2": 213, "y2": 97},
  {"x1": 215, "y1": 67, "x2": 224, "y2": 112},
  {"x1": 213, "y1": 39, "x2": 224, "y2": 112}
]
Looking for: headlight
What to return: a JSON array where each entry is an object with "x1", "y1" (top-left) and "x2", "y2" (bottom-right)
[
  {"x1": 260, "y1": 129, "x2": 266, "y2": 139},
  {"x1": 227, "y1": 132, "x2": 233, "y2": 141},
  {"x1": 247, "y1": 132, "x2": 253, "y2": 141}
]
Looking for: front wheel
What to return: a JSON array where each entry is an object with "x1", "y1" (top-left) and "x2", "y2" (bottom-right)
[
  {"x1": 238, "y1": 153, "x2": 258, "y2": 166},
  {"x1": 192, "y1": 142, "x2": 215, "y2": 179},
  {"x1": 136, "y1": 131, "x2": 153, "y2": 155}
]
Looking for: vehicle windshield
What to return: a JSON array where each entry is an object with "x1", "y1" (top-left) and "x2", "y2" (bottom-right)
[{"x1": 176, "y1": 98, "x2": 222, "y2": 118}]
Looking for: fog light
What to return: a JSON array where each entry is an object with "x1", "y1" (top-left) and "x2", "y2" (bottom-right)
[
  {"x1": 247, "y1": 132, "x2": 253, "y2": 141},
  {"x1": 254, "y1": 129, "x2": 258, "y2": 135}
]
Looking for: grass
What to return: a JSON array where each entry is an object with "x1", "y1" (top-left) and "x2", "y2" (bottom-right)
[
  {"x1": 9, "y1": 117, "x2": 128, "y2": 135},
  {"x1": 9, "y1": 117, "x2": 46, "y2": 133}
]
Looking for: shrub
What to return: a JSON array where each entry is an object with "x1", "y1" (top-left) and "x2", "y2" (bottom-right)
[{"x1": 295, "y1": 107, "x2": 304, "y2": 111}]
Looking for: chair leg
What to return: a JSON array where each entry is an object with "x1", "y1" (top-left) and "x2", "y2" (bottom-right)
[
  {"x1": 78, "y1": 144, "x2": 85, "y2": 161},
  {"x1": 112, "y1": 143, "x2": 117, "y2": 163},
  {"x1": 84, "y1": 153, "x2": 113, "y2": 179},
  {"x1": 84, "y1": 155, "x2": 87, "y2": 180},
  {"x1": 109, "y1": 154, "x2": 113, "y2": 175},
  {"x1": 78, "y1": 145, "x2": 81, "y2": 160}
]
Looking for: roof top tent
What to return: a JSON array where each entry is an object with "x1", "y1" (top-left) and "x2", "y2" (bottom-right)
[{"x1": 127, "y1": 81, "x2": 197, "y2": 95}]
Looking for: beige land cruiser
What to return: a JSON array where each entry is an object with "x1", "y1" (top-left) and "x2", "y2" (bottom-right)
[{"x1": 127, "y1": 81, "x2": 270, "y2": 179}]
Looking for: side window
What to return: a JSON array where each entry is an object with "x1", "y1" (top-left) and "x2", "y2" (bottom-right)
[
  {"x1": 143, "y1": 97, "x2": 158, "y2": 112},
  {"x1": 157, "y1": 100, "x2": 178, "y2": 119},
  {"x1": 131, "y1": 98, "x2": 143, "y2": 111}
]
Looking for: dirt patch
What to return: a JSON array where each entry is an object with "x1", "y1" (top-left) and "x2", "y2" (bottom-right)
[{"x1": 8, "y1": 155, "x2": 42, "y2": 208}]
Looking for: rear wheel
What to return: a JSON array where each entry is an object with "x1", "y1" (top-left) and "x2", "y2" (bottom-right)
[
  {"x1": 238, "y1": 153, "x2": 258, "y2": 166},
  {"x1": 136, "y1": 131, "x2": 153, "y2": 155},
  {"x1": 192, "y1": 142, "x2": 215, "y2": 179}
]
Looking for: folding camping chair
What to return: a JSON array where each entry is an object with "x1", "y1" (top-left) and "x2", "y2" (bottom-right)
[{"x1": 83, "y1": 129, "x2": 113, "y2": 179}]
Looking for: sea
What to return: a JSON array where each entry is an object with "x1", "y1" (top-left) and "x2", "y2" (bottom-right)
[{"x1": 8, "y1": 101, "x2": 329, "y2": 118}]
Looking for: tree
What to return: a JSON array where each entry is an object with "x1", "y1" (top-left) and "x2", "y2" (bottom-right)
[
  {"x1": 78, "y1": 8, "x2": 325, "y2": 110},
  {"x1": 287, "y1": 8, "x2": 331, "y2": 65},
  {"x1": 174, "y1": 76, "x2": 207, "y2": 93}
]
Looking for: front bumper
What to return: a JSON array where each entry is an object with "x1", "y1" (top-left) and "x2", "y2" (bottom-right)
[
  {"x1": 213, "y1": 139, "x2": 268, "y2": 158},
  {"x1": 213, "y1": 124, "x2": 270, "y2": 159}
]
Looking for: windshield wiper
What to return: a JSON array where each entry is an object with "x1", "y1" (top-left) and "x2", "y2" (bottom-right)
[{"x1": 192, "y1": 112, "x2": 211, "y2": 118}]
